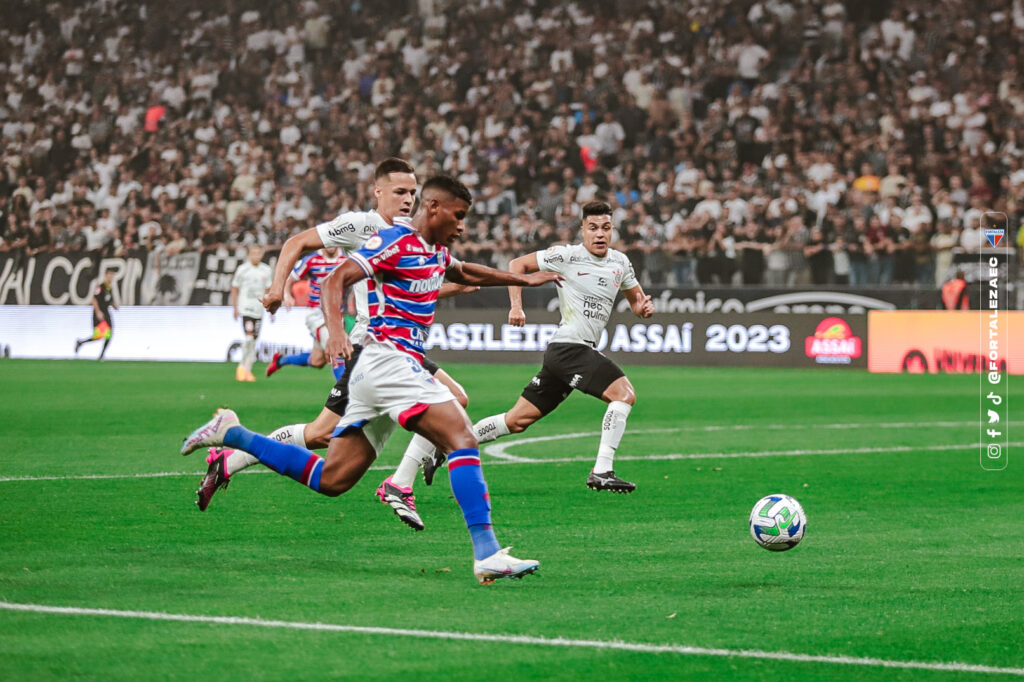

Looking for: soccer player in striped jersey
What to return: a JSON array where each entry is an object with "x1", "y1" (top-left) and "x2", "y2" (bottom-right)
[
  {"x1": 265, "y1": 246, "x2": 348, "y2": 381},
  {"x1": 182, "y1": 176, "x2": 562, "y2": 583},
  {"x1": 193, "y1": 159, "x2": 470, "y2": 526}
]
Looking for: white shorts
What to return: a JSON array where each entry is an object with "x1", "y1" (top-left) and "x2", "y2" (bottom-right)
[
  {"x1": 305, "y1": 308, "x2": 328, "y2": 350},
  {"x1": 332, "y1": 340, "x2": 455, "y2": 454}
]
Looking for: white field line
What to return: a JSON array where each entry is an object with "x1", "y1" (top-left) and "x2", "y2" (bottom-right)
[
  {"x1": 0, "y1": 601, "x2": 1021, "y2": 676},
  {"x1": 1, "y1": 421, "x2": 1018, "y2": 483}
]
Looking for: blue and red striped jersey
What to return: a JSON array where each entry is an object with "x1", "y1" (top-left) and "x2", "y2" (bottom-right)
[
  {"x1": 291, "y1": 249, "x2": 346, "y2": 308},
  {"x1": 347, "y1": 219, "x2": 454, "y2": 362}
]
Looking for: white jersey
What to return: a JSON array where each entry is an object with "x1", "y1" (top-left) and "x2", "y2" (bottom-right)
[
  {"x1": 232, "y1": 261, "x2": 273, "y2": 318},
  {"x1": 315, "y1": 209, "x2": 392, "y2": 344},
  {"x1": 537, "y1": 244, "x2": 639, "y2": 347}
]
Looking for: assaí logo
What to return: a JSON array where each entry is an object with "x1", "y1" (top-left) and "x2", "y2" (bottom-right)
[{"x1": 804, "y1": 317, "x2": 862, "y2": 364}]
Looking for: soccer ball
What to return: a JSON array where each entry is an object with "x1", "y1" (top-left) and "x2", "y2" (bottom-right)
[{"x1": 749, "y1": 494, "x2": 806, "y2": 551}]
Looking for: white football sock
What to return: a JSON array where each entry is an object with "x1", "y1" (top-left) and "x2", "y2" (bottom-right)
[
  {"x1": 392, "y1": 434, "x2": 434, "y2": 489},
  {"x1": 473, "y1": 413, "x2": 510, "y2": 443},
  {"x1": 594, "y1": 401, "x2": 632, "y2": 474},
  {"x1": 226, "y1": 450, "x2": 259, "y2": 476},
  {"x1": 269, "y1": 423, "x2": 307, "y2": 447},
  {"x1": 242, "y1": 337, "x2": 256, "y2": 371}
]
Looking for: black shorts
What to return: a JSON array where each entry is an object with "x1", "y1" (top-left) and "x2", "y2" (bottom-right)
[
  {"x1": 324, "y1": 346, "x2": 440, "y2": 415},
  {"x1": 242, "y1": 316, "x2": 262, "y2": 337},
  {"x1": 520, "y1": 342, "x2": 625, "y2": 416}
]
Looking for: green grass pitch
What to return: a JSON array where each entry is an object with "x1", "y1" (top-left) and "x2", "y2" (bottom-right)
[{"x1": 0, "y1": 359, "x2": 1021, "y2": 681}]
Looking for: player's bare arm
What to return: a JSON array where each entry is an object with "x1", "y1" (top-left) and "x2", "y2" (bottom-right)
[
  {"x1": 230, "y1": 285, "x2": 239, "y2": 320},
  {"x1": 320, "y1": 259, "x2": 369, "y2": 362},
  {"x1": 505, "y1": 252, "x2": 541, "y2": 326},
  {"x1": 623, "y1": 285, "x2": 655, "y2": 319},
  {"x1": 438, "y1": 282, "x2": 480, "y2": 298},
  {"x1": 263, "y1": 228, "x2": 324, "y2": 313},
  {"x1": 446, "y1": 258, "x2": 560, "y2": 291}
]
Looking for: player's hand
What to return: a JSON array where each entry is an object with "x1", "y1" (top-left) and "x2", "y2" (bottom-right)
[
  {"x1": 509, "y1": 307, "x2": 526, "y2": 326},
  {"x1": 326, "y1": 332, "x2": 353, "y2": 362},
  {"x1": 260, "y1": 289, "x2": 283, "y2": 314},
  {"x1": 523, "y1": 271, "x2": 563, "y2": 287},
  {"x1": 636, "y1": 294, "x2": 655, "y2": 319}
]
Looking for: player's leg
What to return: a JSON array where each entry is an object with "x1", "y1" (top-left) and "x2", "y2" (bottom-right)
[
  {"x1": 76, "y1": 319, "x2": 106, "y2": 352},
  {"x1": 390, "y1": 359, "x2": 468, "y2": 489},
  {"x1": 472, "y1": 359, "x2": 570, "y2": 445},
  {"x1": 583, "y1": 358, "x2": 635, "y2": 493},
  {"x1": 196, "y1": 348, "x2": 363, "y2": 510},
  {"x1": 237, "y1": 318, "x2": 256, "y2": 381},
  {"x1": 182, "y1": 407, "x2": 380, "y2": 498},
  {"x1": 97, "y1": 320, "x2": 112, "y2": 360},
  {"x1": 408, "y1": 401, "x2": 539, "y2": 583}
]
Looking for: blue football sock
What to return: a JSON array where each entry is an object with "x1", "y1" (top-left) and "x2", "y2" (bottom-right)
[
  {"x1": 331, "y1": 361, "x2": 346, "y2": 381},
  {"x1": 280, "y1": 352, "x2": 311, "y2": 367},
  {"x1": 224, "y1": 426, "x2": 323, "y2": 492},
  {"x1": 448, "y1": 448, "x2": 500, "y2": 560}
]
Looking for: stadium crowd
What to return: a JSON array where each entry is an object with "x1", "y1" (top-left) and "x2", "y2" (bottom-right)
[{"x1": 1, "y1": 0, "x2": 1022, "y2": 288}]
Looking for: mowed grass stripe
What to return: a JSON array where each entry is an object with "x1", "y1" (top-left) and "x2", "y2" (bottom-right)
[{"x1": 3, "y1": 601, "x2": 1023, "y2": 677}]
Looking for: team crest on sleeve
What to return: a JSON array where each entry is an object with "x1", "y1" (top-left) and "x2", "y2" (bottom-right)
[
  {"x1": 365, "y1": 235, "x2": 383, "y2": 250},
  {"x1": 612, "y1": 267, "x2": 623, "y2": 287}
]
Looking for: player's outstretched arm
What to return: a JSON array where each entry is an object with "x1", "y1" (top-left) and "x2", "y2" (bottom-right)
[
  {"x1": 623, "y1": 285, "x2": 655, "y2": 319},
  {"x1": 438, "y1": 282, "x2": 480, "y2": 299},
  {"x1": 321, "y1": 259, "x2": 369, "y2": 362},
  {"x1": 446, "y1": 258, "x2": 560, "y2": 289},
  {"x1": 263, "y1": 228, "x2": 324, "y2": 313},
  {"x1": 505, "y1": 252, "x2": 541, "y2": 326}
]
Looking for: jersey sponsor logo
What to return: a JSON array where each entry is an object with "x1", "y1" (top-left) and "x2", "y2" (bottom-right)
[
  {"x1": 365, "y1": 235, "x2": 384, "y2": 250},
  {"x1": 569, "y1": 373, "x2": 582, "y2": 388},
  {"x1": 409, "y1": 273, "x2": 444, "y2": 294},
  {"x1": 371, "y1": 243, "x2": 400, "y2": 265},
  {"x1": 327, "y1": 223, "x2": 355, "y2": 237},
  {"x1": 544, "y1": 252, "x2": 564, "y2": 264},
  {"x1": 329, "y1": 388, "x2": 342, "y2": 398},
  {"x1": 530, "y1": 376, "x2": 541, "y2": 386},
  {"x1": 569, "y1": 255, "x2": 586, "y2": 263}
]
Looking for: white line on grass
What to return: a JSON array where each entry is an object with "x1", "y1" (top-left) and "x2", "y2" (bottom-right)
[
  {"x1": 2, "y1": 439, "x2": 1021, "y2": 483},
  {"x1": 0, "y1": 601, "x2": 1021, "y2": 676}
]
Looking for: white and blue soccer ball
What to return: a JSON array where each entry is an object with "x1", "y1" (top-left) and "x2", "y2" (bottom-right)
[{"x1": 749, "y1": 494, "x2": 806, "y2": 551}]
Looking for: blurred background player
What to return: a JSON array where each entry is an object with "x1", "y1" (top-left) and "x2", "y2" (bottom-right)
[
  {"x1": 182, "y1": 175, "x2": 561, "y2": 583},
  {"x1": 265, "y1": 246, "x2": 348, "y2": 381},
  {"x1": 74, "y1": 266, "x2": 118, "y2": 360},
  {"x1": 468, "y1": 200, "x2": 654, "y2": 493},
  {"x1": 230, "y1": 245, "x2": 272, "y2": 382}
]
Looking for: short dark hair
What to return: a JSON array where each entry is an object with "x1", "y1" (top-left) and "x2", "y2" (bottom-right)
[
  {"x1": 582, "y1": 200, "x2": 612, "y2": 219},
  {"x1": 421, "y1": 175, "x2": 473, "y2": 205},
  {"x1": 374, "y1": 157, "x2": 415, "y2": 181}
]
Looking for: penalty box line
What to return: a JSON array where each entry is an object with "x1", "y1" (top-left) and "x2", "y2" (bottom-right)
[
  {"x1": 0, "y1": 601, "x2": 1022, "y2": 676},
  {"x1": 0, "y1": 440, "x2": 1021, "y2": 483}
]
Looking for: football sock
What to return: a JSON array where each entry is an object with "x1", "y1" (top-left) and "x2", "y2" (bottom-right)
[
  {"x1": 225, "y1": 450, "x2": 259, "y2": 476},
  {"x1": 448, "y1": 448, "x2": 500, "y2": 560},
  {"x1": 242, "y1": 337, "x2": 256, "y2": 371},
  {"x1": 392, "y1": 434, "x2": 434, "y2": 488},
  {"x1": 99, "y1": 338, "x2": 110, "y2": 359},
  {"x1": 279, "y1": 352, "x2": 311, "y2": 367},
  {"x1": 269, "y1": 423, "x2": 307, "y2": 448},
  {"x1": 594, "y1": 401, "x2": 632, "y2": 474},
  {"x1": 473, "y1": 414, "x2": 510, "y2": 444},
  {"x1": 224, "y1": 426, "x2": 323, "y2": 492}
]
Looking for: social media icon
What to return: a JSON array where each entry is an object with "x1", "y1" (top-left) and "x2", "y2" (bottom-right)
[
  {"x1": 988, "y1": 409, "x2": 1000, "y2": 424},
  {"x1": 986, "y1": 444, "x2": 1002, "y2": 460}
]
